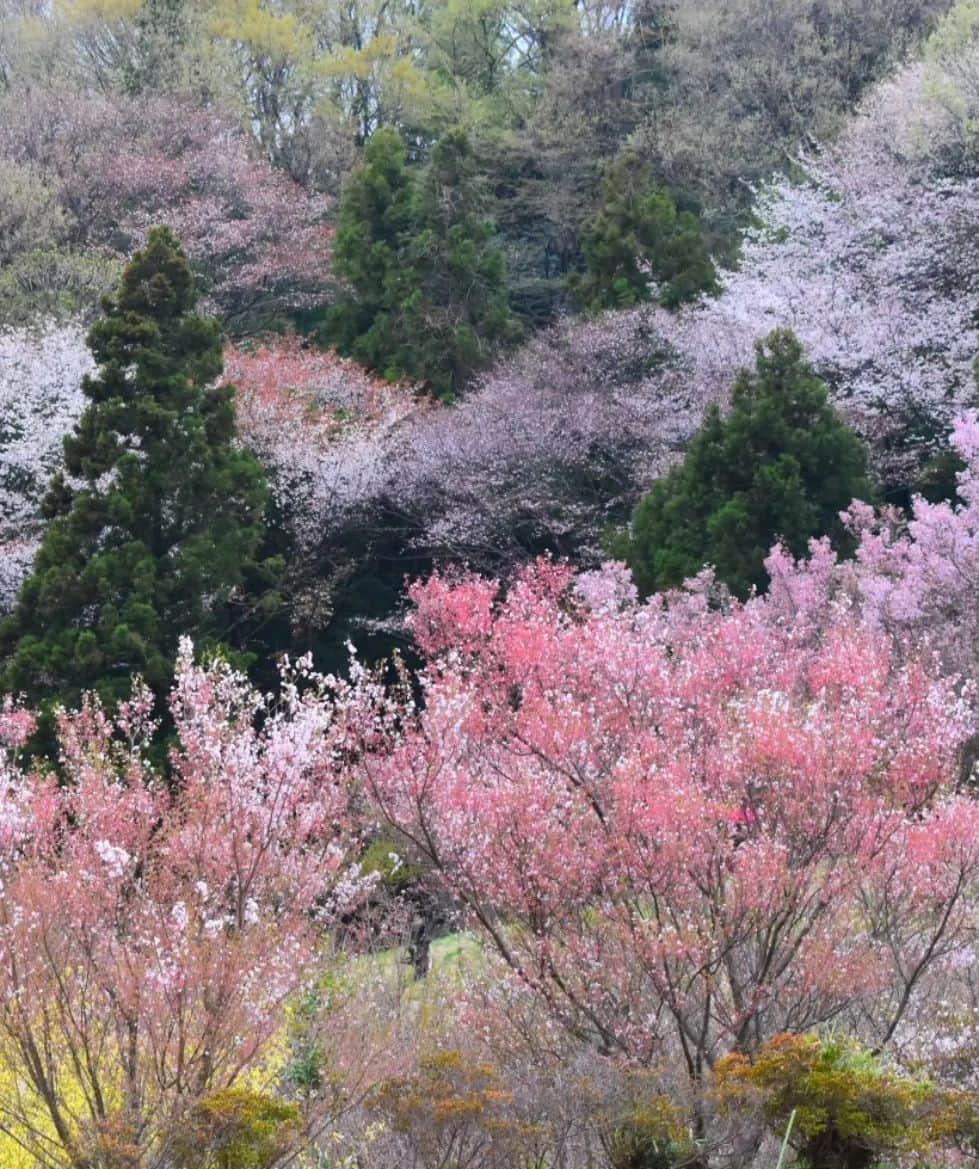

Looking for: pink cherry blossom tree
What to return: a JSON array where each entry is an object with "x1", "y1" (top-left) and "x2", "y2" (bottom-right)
[
  {"x1": 382, "y1": 310, "x2": 693, "y2": 571},
  {"x1": 361, "y1": 557, "x2": 979, "y2": 1107},
  {"x1": 761, "y1": 412, "x2": 979, "y2": 681},
  {"x1": 0, "y1": 642, "x2": 376, "y2": 1168},
  {"x1": 0, "y1": 91, "x2": 334, "y2": 332}
]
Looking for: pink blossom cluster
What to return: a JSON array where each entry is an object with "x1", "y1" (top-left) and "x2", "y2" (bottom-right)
[
  {"x1": 381, "y1": 312, "x2": 693, "y2": 568},
  {"x1": 0, "y1": 696, "x2": 33, "y2": 751},
  {"x1": 0, "y1": 91, "x2": 334, "y2": 325},
  {"x1": 0, "y1": 643, "x2": 371, "y2": 1160},
  {"x1": 225, "y1": 335, "x2": 425, "y2": 546},
  {"x1": 363, "y1": 550, "x2": 979, "y2": 1076},
  {"x1": 764, "y1": 411, "x2": 979, "y2": 678}
]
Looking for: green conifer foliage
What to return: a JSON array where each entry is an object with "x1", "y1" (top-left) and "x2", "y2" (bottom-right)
[
  {"x1": 616, "y1": 329, "x2": 872, "y2": 598},
  {"x1": 1, "y1": 227, "x2": 272, "y2": 712},
  {"x1": 325, "y1": 127, "x2": 516, "y2": 398},
  {"x1": 569, "y1": 154, "x2": 718, "y2": 311}
]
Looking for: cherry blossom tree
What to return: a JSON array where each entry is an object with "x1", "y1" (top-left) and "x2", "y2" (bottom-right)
[
  {"x1": 764, "y1": 411, "x2": 979, "y2": 679},
  {"x1": 0, "y1": 642, "x2": 375, "y2": 1169},
  {"x1": 379, "y1": 310, "x2": 687, "y2": 571},
  {"x1": 222, "y1": 335, "x2": 427, "y2": 642},
  {"x1": 0, "y1": 321, "x2": 94, "y2": 612},
  {"x1": 361, "y1": 557, "x2": 979, "y2": 1113},
  {"x1": 0, "y1": 91, "x2": 334, "y2": 332},
  {"x1": 225, "y1": 334, "x2": 422, "y2": 547},
  {"x1": 647, "y1": 56, "x2": 979, "y2": 488}
]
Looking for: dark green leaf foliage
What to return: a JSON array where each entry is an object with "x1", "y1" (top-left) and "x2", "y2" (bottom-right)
[
  {"x1": 616, "y1": 329, "x2": 872, "y2": 598},
  {"x1": 0, "y1": 227, "x2": 272, "y2": 714},
  {"x1": 569, "y1": 154, "x2": 719, "y2": 312},
  {"x1": 324, "y1": 127, "x2": 517, "y2": 398}
]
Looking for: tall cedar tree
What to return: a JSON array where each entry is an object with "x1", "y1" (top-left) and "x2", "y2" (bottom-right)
[
  {"x1": 324, "y1": 128, "x2": 515, "y2": 398},
  {"x1": 569, "y1": 154, "x2": 718, "y2": 312},
  {"x1": 0, "y1": 227, "x2": 272, "y2": 714},
  {"x1": 617, "y1": 329, "x2": 872, "y2": 598}
]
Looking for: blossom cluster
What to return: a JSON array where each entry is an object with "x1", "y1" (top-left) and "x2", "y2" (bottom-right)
[
  {"x1": 0, "y1": 645, "x2": 371, "y2": 1162},
  {"x1": 225, "y1": 335, "x2": 424, "y2": 546},
  {"x1": 0, "y1": 91, "x2": 334, "y2": 328},
  {"x1": 0, "y1": 320, "x2": 93, "y2": 608},
  {"x1": 363, "y1": 536, "x2": 979, "y2": 1074}
]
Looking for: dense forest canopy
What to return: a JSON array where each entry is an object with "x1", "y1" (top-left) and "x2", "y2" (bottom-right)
[
  {"x1": 0, "y1": 0, "x2": 957, "y2": 329},
  {"x1": 2, "y1": 1, "x2": 979, "y2": 1167}
]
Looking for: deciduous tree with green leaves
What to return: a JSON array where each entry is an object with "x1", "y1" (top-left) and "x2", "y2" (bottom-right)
[
  {"x1": 615, "y1": 328, "x2": 872, "y2": 598},
  {"x1": 0, "y1": 226, "x2": 274, "y2": 716}
]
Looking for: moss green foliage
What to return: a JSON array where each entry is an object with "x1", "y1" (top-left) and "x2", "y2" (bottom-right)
[
  {"x1": 0, "y1": 227, "x2": 274, "y2": 715},
  {"x1": 0, "y1": 159, "x2": 121, "y2": 324},
  {"x1": 0, "y1": 247, "x2": 121, "y2": 325},
  {"x1": 606, "y1": 1094, "x2": 694, "y2": 1169},
  {"x1": 359, "y1": 838, "x2": 425, "y2": 892},
  {"x1": 569, "y1": 155, "x2": 718, "y2": 312},
  {"x1": 324, "y1": 127, "x2": 517, "y2": 398},
  {"x1": 615, "y1": 328, "x2": 872, "y2": 598},
  {"x1": 168, "y1": 1088, "x2": 300, "y2": 1169},
  {"x1": 714, "y1": 1033, "x2": 970, "y2": 1169}
]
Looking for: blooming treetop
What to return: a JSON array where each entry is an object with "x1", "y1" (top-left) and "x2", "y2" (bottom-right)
[
  {"x1": 648, "y1": 59, "x2": 979, "y2": 483},
  {"x1": 0, "y1": 92, "x2": 334, "y2": 329},
  {"x1": 764, "y1": 411, "x2": 979, "y2": 680},
  {"x1": 225, "y1": 335, "x2": 423, "y2": 548},
  {"x1": 362, "y1": 555, "x2": 979, "y2": 1080},
  {"x1": 0, "y1": 321, "x2": 94, "y2": 610},
  {"x1": 0, "y1": 643, "x2": 373, "y2": 1167}
]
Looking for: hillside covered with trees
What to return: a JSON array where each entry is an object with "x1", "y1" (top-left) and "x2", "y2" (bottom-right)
[{"x1": 1, "y1": 0, "x2": 979, "y2": 1166}]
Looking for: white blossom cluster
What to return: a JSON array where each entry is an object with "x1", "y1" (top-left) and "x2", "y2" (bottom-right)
[
  {"x1": 666, "y1": 61, "x2": 979, "y2": 479},
  {"x1": 0, "y1": 320, "x2": 93, "y2": 609}
]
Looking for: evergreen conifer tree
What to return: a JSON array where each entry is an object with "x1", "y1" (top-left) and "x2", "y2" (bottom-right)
[
  {"x1": 0, "y1": 227, "x2": 272, "y2": 714},
  {"x1": 569, "y1": 154, "x2": 718, "y2": 311},
  {"x1": 325, "y1": 127, "x2": 515, "y2": 398},
  {"x1": 616, "y1": 329, "x2": 872, "y2": 598}
]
